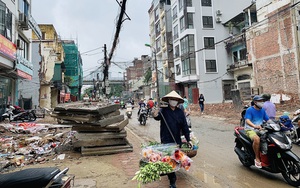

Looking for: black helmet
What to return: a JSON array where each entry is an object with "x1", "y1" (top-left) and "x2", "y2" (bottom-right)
[
  {"x1": 261, "y1": 93, "x2": 271, "y2": 101},
  {"x1": 253, "y1": 95, "x2": 264, "y2": 101}
]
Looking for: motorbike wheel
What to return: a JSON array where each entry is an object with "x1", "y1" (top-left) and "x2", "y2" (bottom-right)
[
  {"x1": 28, "y1": 112, "x2": 36, "y2": 122},
  {"x1": 281, "y1": 158, "x2": 300, "y2": 187},
  {"x1": 140, "y1": 116, "x2": 146, "y2": 125},
  {"x1": 236, "y1": 142, "x2": 252, "y2": 167}
]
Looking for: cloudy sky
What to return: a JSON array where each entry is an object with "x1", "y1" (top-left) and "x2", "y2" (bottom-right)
[{"x1": 31, "y1": 0, "x2": 152, "y2": 77}]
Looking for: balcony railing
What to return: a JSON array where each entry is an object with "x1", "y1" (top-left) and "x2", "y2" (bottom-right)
[
  {"x1": 227, "y1": 60, "x2": 252, "y2": 71},
  {"x1": 28, "y1": 13, "x2": 42, "y2": 39}
]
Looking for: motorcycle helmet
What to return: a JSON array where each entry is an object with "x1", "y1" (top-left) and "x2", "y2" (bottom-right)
[
  {"x1": 261, "y1": 93, "x2": 271, "y2": 101},
  {"x1": 252, "y1": 95, "x2": 264, "y2": 101}
]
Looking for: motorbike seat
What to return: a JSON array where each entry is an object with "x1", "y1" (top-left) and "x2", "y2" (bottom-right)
[
  {"x1": 238, "y1": 129, "x2": 252, "y2": 143},
  {"x1": 0, "y1": 167, "x2": 61, "y2": 188}
]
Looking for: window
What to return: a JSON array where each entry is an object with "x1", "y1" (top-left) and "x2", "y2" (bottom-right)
[
  {"x1": 173, "y1": 25, "x2": 178, "y2": 40},
  {"x1": 0, "y1": 2, "x2": 12, "y2": 41},
  {"x1": 187, "y1": 13, "x2": 194, "y2": 29},
  {"x1": 240, "y1": 48, "x2": 247, "y2": 60},
  {"x1": 203, "y1": 16, "x2": 213, "y2": 28},
  {"x1": 204, "y1": 37, "x2": 215, "y2": 49},
  {"x1": 233, "y1": 51, "x2": 238, "y2": 62},
  {"x1": 174, "y1": 45, "x2": 180, "y2": 58},
  {"x1": 178, "y1": 0, "x2": 183, "y2": 12},
  {"x1": 155, "y1": 22, "x2": 160, "y2": 37},
  {"x1": 186, "y1": 0, "x2": 192, "y2": 7},
  {"x1": 205, "y1": 60, "x2": 217, "y2": 72},
  {"x1": 180, "y1": 35, "x2": 196, "y2": 75},
  {"x1": 172, "y1": 6, "x2": 177, "y2": 20},
  {"x1": 156, "y1": 37, "x2": 161, "y2": 52},
  {"x1": 154, "y1": 8, "x2": 159, "y2": 21},
  {"x1": 180, "y1": 16, "x2": 185, "y2": 32},
  {"x1": 201, "y1": 0, "x2": 212, "y2": 6},
  {"x1": 180, "y1": 34, "x2": 194, "y2": 55},
  {"x1": 176, "y1": 64, "x2": 181, "y2": 75},
  {"x1": 19, "y1": 0, "x2": 29, "y2": 16}
]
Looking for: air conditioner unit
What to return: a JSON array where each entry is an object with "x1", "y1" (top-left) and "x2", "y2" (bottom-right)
[
  {"x1": 19, "y1": 12, "x2": 29, "y2": 30},
  {"x1": 216, "y1": 10, "x2": 222, "y2": 16},
  {"x1": 216, "y1": 17, "x2": 222, "y2": 23},
  {"x1": 16, "y1": 39, "x2": 24, "y2": 50}
]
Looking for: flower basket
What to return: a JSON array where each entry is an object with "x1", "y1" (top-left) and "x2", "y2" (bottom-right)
[{"x1": 181, "y1": 148, "x2": 197, "y2": 158}]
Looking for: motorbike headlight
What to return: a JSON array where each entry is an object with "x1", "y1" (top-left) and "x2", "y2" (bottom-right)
[{"x1": 270, "y1": 136, "x2": 292, "y2": 150}]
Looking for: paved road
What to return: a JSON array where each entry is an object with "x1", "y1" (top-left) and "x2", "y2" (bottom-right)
[{"x1": 124, "y1": 108, "x2": 300, "y2": 188}]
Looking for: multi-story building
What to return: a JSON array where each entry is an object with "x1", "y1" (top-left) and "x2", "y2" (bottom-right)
[
  {"x1": 30, "y1": 24, "x2": 65, "y2": 109},
  {"x1": 224, "y1": 3, "x2": 257, "y2": 101},
  {"x1": 0, "y1": 0, "x2": 41, "y2": 116},
  {"x1": 62, "y1": 40, "x2": 83, "y2": 101},
  {"x1": 169, "y1": 0, "x2": 253, "y2": 103},
  {"x1": 148, "y1": 0, "x2": 175, "y2": 101}
]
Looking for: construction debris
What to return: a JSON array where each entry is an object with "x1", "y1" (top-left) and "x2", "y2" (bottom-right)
[{"x1": 51, "y1": 102, "x2": 133, "y2": 156}]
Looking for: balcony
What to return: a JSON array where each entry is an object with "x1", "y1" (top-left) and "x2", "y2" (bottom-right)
[
  {"x1": 225, "y1": 33, "x2": 245, "y2": 52},
  {"x1": 227, "y1": 60, "x2": 252, "y2": 71},
  {"x1": 28, "y1": 13, "x2": 42, "y2": 39}
]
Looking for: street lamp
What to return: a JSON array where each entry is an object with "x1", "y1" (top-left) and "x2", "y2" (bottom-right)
[{"x1": 145, "y1": 43, "x2": 160, "y2": 107}]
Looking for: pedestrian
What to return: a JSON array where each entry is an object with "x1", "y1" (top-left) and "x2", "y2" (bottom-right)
[
  {"x1": 183, "y1": 96, "x2": 189, "y2": 110},
  {"x1": 261, "y1": 93, "x2": 276, "y2": 120},
  {"x1": 153, "y1": 90, "x2": 192, "y2": 188},
  {"x1": 198, "y1": 93, "x2": 205, "y2": 114}
]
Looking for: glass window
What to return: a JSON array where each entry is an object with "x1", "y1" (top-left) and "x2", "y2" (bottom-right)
[
  {"x1": 187, "y1": 13, "x2": 194, "y2": 29},
  {"x1": 156, "y1": 37, "x2": 161, "y2": 52},
  {"x1": 205, "y1": 60, "x2": 217, "y2": 72},
  {"x1": 233, "y1": 51, "x2": 238, "y2": 62},
  {"x1": 186, "y1": 0, "x2": 192, "y2": 7},
  {"x1": 173, "y1": 25, "x2": 178, "y2": 40},
  {"x1": 240, "y1": 48, "x2": 247, "y2": 60},
  {"x1": 155, "y1": 8, "x2": 159, "y2": 21},
  {"x1": 201, "y1": 0, "x2": 212, "y2": 6},
  {"x1": 180, "y1": 16, "x2": 185, "y2": 32},
  {"x1": 0, "y1": 2, "x2": 5, "y2": 37},
  {"x1": 155, "y1": 22, "x2": 160, "y2": 37},
  {"x1": 203, "y1": 16, "x2": 213, "y2": 28},
  {"x1": 204, "y1": 37, "x2": 215, "y2": 49},
  {"x1": 174, "y1": 45, "x2": 180, "y2": 58},
  {"x1": 182, "y1": 57, "x2": 196, "y2": 75},
  {"x1": 178, "y1": 0, "x2": 183, "y2": 12},
  {"x1": 172, "y1": 6, "x2": 177, "y2": 20},
  {"x1": 180, "y1": 35, "x2": 194, "y2": 55},
  {"x1": 176, "y1": 64, "x2": 181, "y2": 75}
]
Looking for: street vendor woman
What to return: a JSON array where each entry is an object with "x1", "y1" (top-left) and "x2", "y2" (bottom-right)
[{"x1": 153, "y1": 90, "x2": 192, "y2": 188}]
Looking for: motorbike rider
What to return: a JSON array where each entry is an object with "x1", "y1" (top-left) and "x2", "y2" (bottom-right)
[
  {"x1": 244, "y1": 95, "x2": 270, "y2": 168},
  {"x1": 137, "y1": 98, "x2": 146, "y2": 116},
  {"x1": 262, "y1": 93, "x2": 276, "y2": 120},
  {"x1": 147, "y1": 98, "x2": 154, "y2": 116}
]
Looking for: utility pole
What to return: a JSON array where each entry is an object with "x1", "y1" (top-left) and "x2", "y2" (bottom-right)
[{"x1": 102, "y1": 44, "x2": 108, "y2": 98}]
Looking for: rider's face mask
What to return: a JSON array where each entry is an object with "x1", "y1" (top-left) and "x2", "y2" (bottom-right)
[
  {"x1": 169, "y1": 99, "x2": 178, "y2": 107},
  {"x1": 255, "y1": 102, "x2": 264, "y2": 109}
]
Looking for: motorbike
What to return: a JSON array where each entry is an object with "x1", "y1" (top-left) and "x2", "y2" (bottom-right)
[
  {"x1": 138, "y1": 107, "x2": 147, "y2": 125},
  {"x1": 234, "y1": 122, "x2": 300, "y2": 186},
  {"x1": 147, "y1": 107, "x2": 153, "y2": 118},
  {"x1": 278, "y1": 115, "x2": 300, "y2": 145},
  {"x1": 126, "y1": 103, "x2": 133, "y2": 118},
  {"x1": 0, "y1": 167, "x2": 73, "y2": 188},
  {"x1": 2, "y1": 105, "x2": 36, "y2": 122}
]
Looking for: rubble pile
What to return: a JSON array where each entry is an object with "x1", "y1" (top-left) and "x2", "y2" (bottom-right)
[
  {"x1": 51, "y1": 102, "x2": 133, "y2": 156},
  {"x1": 0, "y1": 122, "x2": 74, "y2": 172}
]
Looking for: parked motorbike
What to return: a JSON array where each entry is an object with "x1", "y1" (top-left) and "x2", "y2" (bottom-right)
[
  {"x1": 0, "y1": 167, "x2": 73, "y2": 188},
  {"x1": 1, "y1": 105, "x2": 36, "y2": 122},
  {"x1": 126, "y1": 103, "x2": 133, "y2": 118},
  {"x1": 234, "y1": 122, "x2": 300, "y2": 186},
  {"x1": 138, "y1": 107, "x2": 147, "y2": 125}
]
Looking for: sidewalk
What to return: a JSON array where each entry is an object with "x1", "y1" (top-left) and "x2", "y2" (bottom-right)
[{"x1": 107, "y1": 127, "x2": 200, "y2": 188}]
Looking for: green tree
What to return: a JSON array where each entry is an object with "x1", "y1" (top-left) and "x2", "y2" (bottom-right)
[
  {"x1": 143, "y1": 68, "x2": 152, "y2": 85},
  {"x1": 64, "y1": 76, "x2": 73, "y2": 86}
]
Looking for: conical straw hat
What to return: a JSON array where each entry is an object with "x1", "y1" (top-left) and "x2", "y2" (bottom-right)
[{"x1": 161, "y1": 90, "x2": 184, "y2": 104}]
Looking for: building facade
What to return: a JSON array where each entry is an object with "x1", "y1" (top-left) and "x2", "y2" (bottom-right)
[{"x1": 0, "y1": 0, "x2": 41, "y2": 116}]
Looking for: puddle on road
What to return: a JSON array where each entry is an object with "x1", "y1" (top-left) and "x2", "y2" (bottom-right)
[{"x1": 194, "y1": 171, "x2": 224, "y2": 188}]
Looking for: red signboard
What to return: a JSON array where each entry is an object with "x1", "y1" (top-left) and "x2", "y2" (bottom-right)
[
  {"x1": 0, "y1": 34, "x2": 16, "y2": 60},
  {"x1": 17, "y1": 69, "x2": 32, "y2": 80}
]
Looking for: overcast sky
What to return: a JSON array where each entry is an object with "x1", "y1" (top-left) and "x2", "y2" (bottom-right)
[{"x1": 31, "y1": 0, "x2": 152, "y2": 77}]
